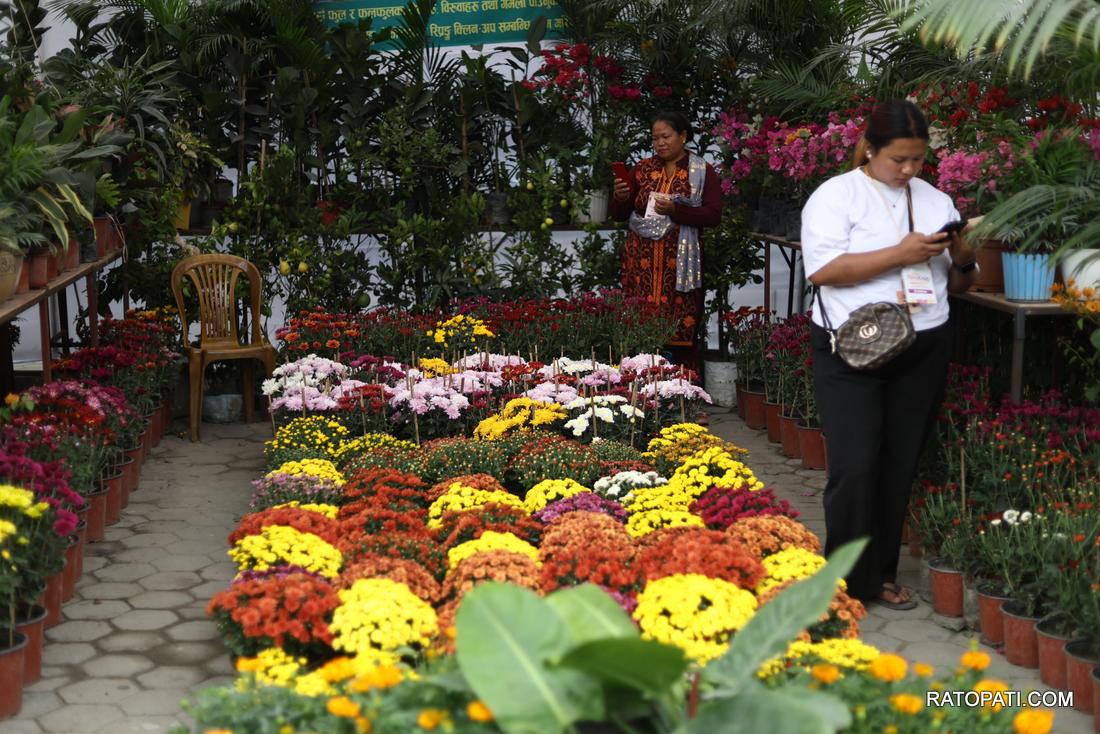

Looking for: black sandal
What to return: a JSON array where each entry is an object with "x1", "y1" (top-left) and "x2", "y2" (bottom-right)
[{"x1": 873, "y1": 582, "x2": 918, "y2": 610}]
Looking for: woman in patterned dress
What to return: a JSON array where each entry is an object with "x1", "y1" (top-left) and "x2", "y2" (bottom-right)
[{"x1": 611, "y1": 112, "x2": 723, "y2": 370}]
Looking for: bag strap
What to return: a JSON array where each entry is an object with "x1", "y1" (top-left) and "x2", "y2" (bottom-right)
[{"x1": 814, "y1": 181, "x2": 914, "y2": 337}]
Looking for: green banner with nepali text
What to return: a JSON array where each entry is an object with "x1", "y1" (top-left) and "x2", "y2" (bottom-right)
[{"x1": 313, "y1": 0, "x2": 565, "y2": 46}]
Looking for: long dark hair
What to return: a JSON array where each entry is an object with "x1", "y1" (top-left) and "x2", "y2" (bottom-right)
[
  {"x1": 851, "y1": 100, "x2": 929, "y2": 169},
  {"x1": 653, "y1": 111, "x2": 693, "y2": 142}
]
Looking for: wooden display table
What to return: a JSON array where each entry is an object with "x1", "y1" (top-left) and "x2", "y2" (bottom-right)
[
  {"x1": 0, "y1": 251, "x2": 123, "y2": 382},
  {"x1": 950, "y1": 290, "x2": 1073, "y2": 403}
]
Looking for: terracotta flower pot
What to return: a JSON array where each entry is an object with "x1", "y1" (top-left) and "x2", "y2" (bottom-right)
[
  {"x1": 84, "y1": 487, "x2": 108, "y2": 542},
  {"x1": 976, "y1": 585, "x2": 1011, "y2": 647},
  {"x1": 104, "y1": 474, "x2": 123, "y2": 526},
  {"x1": 742, "y1": 388, "x2": 767, "y2": 429},
  {"x1": 120, "y1": 451, "x2": 140, "y2": 493},
  {"x1": 15, "y1": 256, "x2": 29, "y2": 293},
  {"x1": 13, "y1": 605, "x2": 46, "y2": 686},
  {"x1": 65, "y1": 237, "x2": 79, "y2": 269},
  {"x1": 735, "y1": 383, "x2": 746, "y2": 419},
  {"x1": 929, "y1": 560, "x2": 964, "y2": 617},
  {"x1": 41, "y1": 568, "x2": 64, "y2": 629},
  {"x1": 27, "y1": 251, "x2": 48, "y2": 289},
  {"x1": 764, "y1": 401, "x2": 782, "y2": 443},
  {"x1": 1036, "y1": 615, "x2": 1075, "y2": 690},
  {"x1": 74, "y1": 519, "x2": 86, "y2": 578},
  {"x1": 778, "y1": 414, "x2": 801, "y2": 458},
  {"x1": 1091, "y1": 667, "x2": 1100, "y2": 734},
  {"x1": 61, "y1": 533, "x2": 80, "y2": 602},
  {"x1": 1065, "y1": 639, "x2": 1100, "y2": 712},
  {"x1": 0, "y1": 631, "x2": 28, "y2": 718},
  {"x1": 1001, "y1": 600, "x2": 1040, "y2": 669},
  {"x1": 797, "y1": 423, "x2": 827, "y2": 470},
  {"x1": 972, "y1": 240, "x2": 1007, "y2": 292}
]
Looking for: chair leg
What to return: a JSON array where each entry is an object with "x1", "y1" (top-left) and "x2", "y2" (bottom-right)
[
  {"x1": 242, "y1": 359, "x2": 255, "y2": 424},
  {"x1": 189, "y1": 355, "x2": 205, "y2": 442}
]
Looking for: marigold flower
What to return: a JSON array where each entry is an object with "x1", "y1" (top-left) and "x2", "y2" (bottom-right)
[
  {"x1": 890, "y1": 693, "x2": 923, "y2": 715},
  {"x1": 914, "y1": 662, "x2": 934, "y2": 677},
  {"x1": 961, "y1": 649, "x2": 991, "y2": 671},
  {"x1": 869, "y1": 653, "x2": 907, "y2": 682},
  {"x1": 1013, "y1": 708, "x2": 1054, "y2": 734},
  {"x1": 973, "y1": 678, "x2": 1010, "y2": 711},
  {"x1": 327, "y1": 695, "x2": 362, "y2": 718},
  {"x1": 467, "y1": 700, "x2": 494, "y2": 722},
  {"x1": 417, "y1": 708, "x2": 447, "y2": 730},
  {"x1": 811, "y1": 664, "x2": 840, "y2": 684}
]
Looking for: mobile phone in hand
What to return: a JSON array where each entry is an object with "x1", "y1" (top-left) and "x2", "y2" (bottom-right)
[
  {"x1": 612, "y1": 162, "x2": 631, "y2": 188},
  {"x1": 936, "y1": 218, "x2": 968, "y2": 234}
]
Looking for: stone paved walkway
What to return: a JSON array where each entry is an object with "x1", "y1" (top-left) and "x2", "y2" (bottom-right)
[
  {"x1": 3, "y1": 413, "x2": 1090, "y2": 733},
  {"x1": 3, "y1": 422, "x2": 264, "y2": 734},
  {"x1": 708, "y1": 408, "x2": 1093, "y2": 734}
]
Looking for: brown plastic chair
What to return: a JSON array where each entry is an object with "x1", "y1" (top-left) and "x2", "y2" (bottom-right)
[{"x1": 171, "y1": 254, "x2": 277, "y2": 441}]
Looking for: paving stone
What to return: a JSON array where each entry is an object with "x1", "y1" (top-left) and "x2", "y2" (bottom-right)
[
  {"x1": 77, "y1": 582, "x2": 145, "y2": 600},
  {"x1": 118, "y1": 688, "x2": 187, "y2": 716},
  {"x1": 199, "y1": 561, "x2": 238, "y2": 581},
  {"x1": 138, "y1": 571, "x2": 203, "y2": 591},
  {"x1": 81, "y1": 654, "x2": 155, "y2": 677},
  {"x1": 16, "y1": 690, "x2": 63, "y2": 718},
  {"x1": 203, "y1": 655, "x2": 236, "y2": 677},
  {"x1": 120, "y1": 532, "x2": 180, "y2": 549},
  {"x1": 94, "y1": 562, "x2": 158, "y2": 583},
  {"x1": 113, "y1": 609, "x2": 180, "y2": 631},
  {"x1": 189, "y1": 579, "x2": 232, "y2": 600},
  {"x1": 58, "y1": 678, "x2": 139, "y2": 705},
  {"x1": 882, "y1": 618, "x2": 955, "y2": 643},
  {"x1": 94, "y1": 716, "x2": 183, "y2": 734},
  {"x1": 166, "y1": 620, "x2": 221, "y2": 642},
  {"x1": 80, "y1": 556, "x2": 109, "y2": 573},
  {"x1": 176, "y1": 604, "x2": 211, "y2": 621},
  {"x1": 152, "y1": 640, "x2": 227, "y2": 665},
  {"x1": 58, "y1": 599, "x2": 132, "y2": 621},
  {"x1": 112, "y1": 547, "x2": 170, "y2": 564},
  {"x1": 97, "y1": 631, "x2": 166, "y2": 653},
  {"x1": 45, "y1": 620, "x2": 113, "y2": 643},
  {"x1": 39, "y1": 703, "x2": 124, "y2": 732},
  {"x1": 129, "y1": 591, "x2": 194, "y2": 609},
  {"x1": 150, "y1": 554, "x2": 211, "y2": 572},
  {"x1": 23, "y1": 675, "x2": 71, "y2": 693},
  {"x1": 2, "y1": 721, "x2": 43, "y2": 733},
  {"x1": 137, "y1": 665, "x2": 209, "y2": 689}
]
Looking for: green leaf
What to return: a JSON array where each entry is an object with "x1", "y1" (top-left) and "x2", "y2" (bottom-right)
[
  {"x1": 687, "y1": 686, "x2": 851, "y2": 734},
  {"x1": 546, "y1": 584, "x2": 637, "y2": 645},
  {"x1": 702, "y1": 540, "x2": 866, "y2": 693},
  {"x1": 527, "y1": 15, "x2": 548, "y2": 55},
  {"x1": 1091, "y1": 328, "x2": 1100, "y2": 351},
  {"x1": 455, "y1": 583, "x2": 603, "y2": 734},
  {"x1": 558, "y1": 638, "x2": 688, "y2": 695}
]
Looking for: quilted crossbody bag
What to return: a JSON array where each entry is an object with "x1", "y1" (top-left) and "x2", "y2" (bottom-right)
[{"x1": 815, "y1": 182, "x2": 916, "y2": 370}]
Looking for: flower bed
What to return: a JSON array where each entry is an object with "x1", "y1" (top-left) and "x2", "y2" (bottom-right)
[{"x1": 182, "y1": 345, "x2": 1051, "y2": 732}]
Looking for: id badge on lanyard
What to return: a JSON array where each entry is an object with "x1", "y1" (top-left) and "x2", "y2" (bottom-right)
[{"x1": 865, "y1": 172, "x2": 937, "y2": 309}]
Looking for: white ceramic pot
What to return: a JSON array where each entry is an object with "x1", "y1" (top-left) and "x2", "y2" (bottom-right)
[
  {"x1": 703, "y1": 359, "x2": 737, "y2": 408},
  {"x1": 1061, "y1": 248, "x2": 1100, "y2": 292}
]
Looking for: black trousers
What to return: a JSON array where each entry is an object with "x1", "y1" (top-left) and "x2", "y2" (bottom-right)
[{"x1": 811, "y1": 318, "x2": 953, "y2": 600}]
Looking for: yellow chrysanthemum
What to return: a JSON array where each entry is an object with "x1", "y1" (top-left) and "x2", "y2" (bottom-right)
[
  {"x1": 523, "y1": 478, "x2": 587, "y2": 513},
  {"x1": 229, "y1": 525, "x2": 342, "y2": 578},
  {"x1": 634, "y1": 574, "x2": 757, "y2": 663},
  {"x1": 330, "y1": 579, "x2": 437, "y2": 657},
  {"x1": 755, "y1": 547, "x2": 827, "y2": 595},
  {"x1": 448, "y1": 531, "x2": 540, "y2": 569}
]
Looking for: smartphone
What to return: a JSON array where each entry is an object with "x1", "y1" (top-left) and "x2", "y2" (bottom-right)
[
  {"x1": 612, "y1": 162, "x2": 631, "y2": 188},
  {"x1": 936, "y1": 218, "x2": 968, "y2": 234}
]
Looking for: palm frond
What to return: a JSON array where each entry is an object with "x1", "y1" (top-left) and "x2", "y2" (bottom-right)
[{"x1": 899, "y1": 0, "x2": 1100, "y2": 79}]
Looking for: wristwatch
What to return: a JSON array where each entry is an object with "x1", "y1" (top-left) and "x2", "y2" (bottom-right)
[{"x1": 952, "y1": 260, "x2": 979, "y2": 274}]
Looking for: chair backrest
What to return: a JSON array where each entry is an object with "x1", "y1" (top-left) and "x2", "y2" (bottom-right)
[{"x1": 171, "y1": 254, "x2": 266, "y2": 349}]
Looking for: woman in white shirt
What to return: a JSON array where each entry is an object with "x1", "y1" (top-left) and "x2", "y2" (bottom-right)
[{"x1": 801, "y1": 100, "x2": 977, "y2": 610}]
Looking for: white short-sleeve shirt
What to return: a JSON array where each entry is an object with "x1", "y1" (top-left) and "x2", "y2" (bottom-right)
[{"x1": 801, "y1": 168, "x2": 961, "y2": 332}]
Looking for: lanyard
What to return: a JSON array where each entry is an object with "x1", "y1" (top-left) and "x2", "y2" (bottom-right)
[{"x1": 862, "y1": 166, "x2": 913, "y2": 237}]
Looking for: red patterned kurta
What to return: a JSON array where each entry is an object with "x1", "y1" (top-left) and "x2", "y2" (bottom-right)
[{"x1": 613, "y1": 154, "x2": 723, "y2": 349}]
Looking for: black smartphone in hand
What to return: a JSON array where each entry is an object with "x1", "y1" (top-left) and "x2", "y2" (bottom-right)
[{"x1": 936, "y1": 218, "x2": 968, "y2": 234}]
